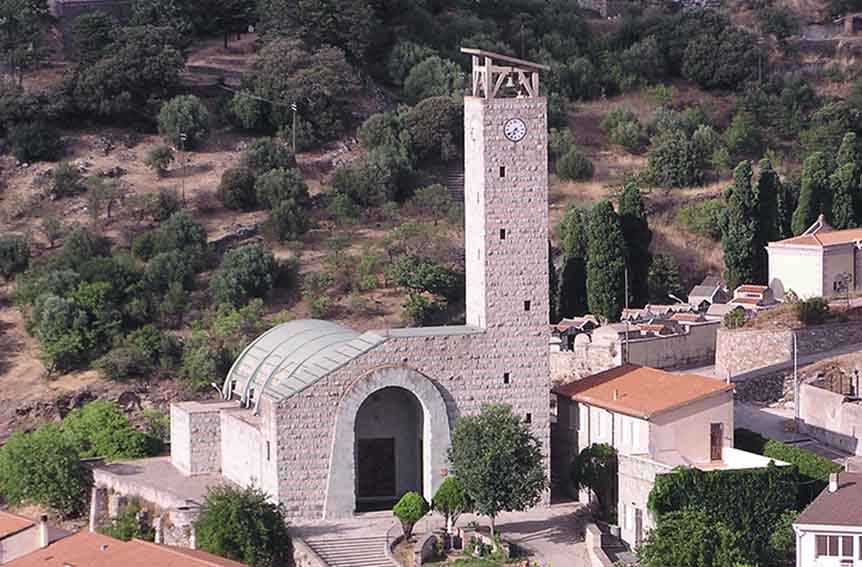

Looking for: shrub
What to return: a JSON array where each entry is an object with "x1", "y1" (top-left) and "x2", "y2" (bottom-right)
[
  {"x1": 677, "y1": 199, "x2": 724, "y2": 240},
  {"x1": 609, "y1": 121, "x2": 644, "y2": 153},
  {"x1": 308, "y1": 295, "x2": 333, "y2": 318},
  {"x1": 93, "y1": 344, "x2": 154, "y2": 381},
  {"x1": 157, "y1": 95, "x2": 210, "y2": 149},
  {"x1": 255, "y1": 168, "x2": 309, "y2": 209},
  {"x1": 62, "y1": 400, "x2": 160, "y2": 460},
  {"x1": 228, "y1": 91, "x2": 266, "y2": 131},
  {"x1": 393, "y1": 491, "x2": 430, "y2": 539},
  {"x1": 723, "y1": 306, "x2": 747, "y2": 329},
  {"x1": 432, "y1": 476, "x2": 472, "y2": 533},
  {"x1": 757, "y1": 6, "x2": 800, "y2": 40},
  {"x1": 794, "y1": 297, "x2": 831, "y2": 326},
  {"x1": 212, "y1": 243, "x2": 277, "y2": 307},
  {"x1": 265, "y1": 199, "x2": 309, "y2": 242},
  {"x1": 241, "y1": 138, "x2": 296, "y2": 174},
  {"x1": 0, "y1": 234, "x2": 30, "y2": 279},
  {"x1": 357, "y1": 111, "x2": 403, "y2": 151},
  {"x1": 682, "y1": 28, "x2": 759, "y2": 90},
  {"x1": 600, "y1": 106, "x2": 639, "y2": 134},
  {"x1": 50, "y1": 161, "x2": 85, "y2": 198},
  {"x1": 330, "y1": 145, "x2": 412, "y2": 206},
  {"x1": 572, "y1": 444, "x2": 618, "y2": 521},
  {"x1": 9, "y1": 121, "x2": 63, "y2": 162},
  {"x1": 645, "y1": 129, "x2": 703, "y2": 188},
  {"x1": 404, "y1": 96, "x2": 462, "y2": 162},
  {"x1": 403, "y1": 56, "x2": 465, "y2": 104},
  {"x1": 638, "y1": 506, "x2": 746, "y2": 567},
  {"x1": 144, "y1": 145, "x2": 175, "y2": 177},
  {"x1": 725, "y1": 112, "x2": 762, "y2": 159},
  {"x1": 195, "y1": 485, "x2": 292, "y2": 567},
  {"x1": 548, "y1": 128, "x2": 575, "y2": 162},
  {"x1": 0, "y1": 424, "x2": 91, "y2": 518},
  {"x1": 70, "y1": 10, "x2": 117, "y2": 63},
  {"x1": 99, "y1": 499, "x2": 154, "y2": 541},
  {"x1": 388, "y1": 41, "x2": 437, "y2": 85},
  {"x1": 147, "y1": 187, "x2": 182, "y2": 221},
  {"x1": 763, "y1": 439, "x2": 842, "y2": 506},
  {"x1": 556, "y1": 147, "x2": 594, "y2": 181},
  {"x1": 218, "y1": 167, "x2": 257, "y2": 211}
]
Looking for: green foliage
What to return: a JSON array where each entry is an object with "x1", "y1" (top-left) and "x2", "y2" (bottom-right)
[
  {"x1": 357, "y1": 111, "x2": 403, "y2": 151},
  {"x1": 721, "y1": 161, "x2": 760, "y2": 289},
  {"x1": 733, "y1": 428, "x2": 768, "y2": 454},
  {"x1": 682, "y1": 27, "x2": 759, "y2": 90},
  {"x1": 330, "y1": 144, "x2": 413, "y2": 206},
  {"x1": 62, "y1": 400, "x2": 160, "y2": 460},
  {"x1": 639, "y1": 506, "x2": 747, "y2": 567},
  {"x1": 556, "y1": 146, "x2": 594, "y2": 181},
  {"x1": 393, "y1": 491, "x2": 430, "y2": 539},
  {"x1": 0, "y1": 424, "x2": 91, "y2": 518},
  {"x1": 409, "y1": 184, "x2": 453, "y2": 225},
  {"x1": 129, "y1": 0, "x2": 193, "y2": 37},
  {"x1": 402, "y1": 292, "x2": 439, "y2": 325},
  {"x1": 757, "y1": 6, "x2": 800, "y2": 41},
  {"x1": 830, "y1": 132, "x2": 861, "y2": 229},
  {"x1": 195, "y1": 485, "x2": 292, "y2": 567},
  {"x1": 385, "y1": 255, "x2": 456, "y2": 296},
  {"x1": 723, "y1": 307, "x2": 747, "y2": 329},
  {"x1": 10, "y1": 121, "x2": 63, "y2": 162},
  {"x1": 645, "y1": 128, "x2": 705, "y2": 188},
  {"x1": 212, "y1": 244, "x2": 277, "y2": 307},
  {"x1": 99, "y1": 499, "x2": 154, "y2": 541},
  {"x1": 228, "y1": 91, "x2": 266, "y2": 131},
  {"x1": 609, "y1": 120, "x2": 645, "y2": 153},
  {"x1": 432, "y1": 476, "x2": 472, "y2": 532},
  {"x1": 648, "y1": 253, "x2": 683, "y2": 304},
  {"x1": 388, "y1": 41, "x2": 437, "y2": 85},
  {"x1": 0, "y1": 233, "x2": 29, "y2": 279},
  {"x1": 678, "y1": 199, "x2": 724, "y2": 240},
  {"x1": 255, "y1": 168, "x2": 309, "y2": 209},
  {"x1": 448, "y1": 405, "x2": 548, "y2": 535},
  {"x1": 70, "y1": 10, "x2": 117, "y2": 63},
  {"x1": 571, "y1": 444, "x2": 617, "y2": 520},
  {"x1": 241, "y1": 138, "x2": 296, "y2": 174},
  {"x1": 792, "y1": 152, "x2": 832, "y2": 235},
  {"x1": 762, "y1": 439, "x2": 841, "y2": 506},
  {"x1": 404, "y1": 96, "x2": 462, "y2": 163},
  {"x1": 94, "y1": 324, "x2": 180, "y2": 380},
  {"x1": 50, "y1": 161, "x2": 85, "y2": 199},
  {"x1": 265, "y1": 199, "x2": 309, "y2": 242},
  {"x1": 755, "y1": 159, "x2": 781, "y2": 274},
  {"x1": 403, "y1": 56, "x2": 465, "y2": 104},
  {"x1": 158, "y1": 95, "x2": 210, "y2": 149},
  {"x1": 725, "y1": 112, "x2": 762, "y2": 159},
  {"x1": 327, "y1": 192, "x2": 359, "y2": 222},
  {"x1": 218, "y1": 167, "x2": 257, "y2": 211},
  {"x1": 0, "y1": 0, "x2": 52, "y2": 79},
  {"x1": 144, "y1": 145, "x2": 175, "y2": 177},
  {"x1": 600, "y1": 106, "x2": 639, "y2": 136},
  {"x1": 557, "y1": 204, "x2": 589, "y2": 319},
  {"x1": 769, "y1": 509, "x2": 798, "y2": 566},
  {"x1": 587, "y1": 200, "x2": 626, "y2": 321},
  {"x1": 647, "y1": 464, "x2": 799, "y2": 563},
  {"x1": 548, "y1": 128, "x2": 575, "y2": 162},
  {"x1": 794, "y1": 297, "x2": 831, "y2": 325},
  {"x1": 618, "y1": 183, "x2": 652, "y2": 306}
]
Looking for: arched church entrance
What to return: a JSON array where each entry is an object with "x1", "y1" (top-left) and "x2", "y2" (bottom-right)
[{"x1": 354, "y1": 387, "x2": 423, "y2": 512}]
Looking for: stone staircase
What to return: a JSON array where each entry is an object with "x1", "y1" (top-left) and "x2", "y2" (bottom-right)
[
  {"x1": 303, "y1": 535, "x2": 394, "y2": 567},
  {"x1": 444, "y1": 164, "x2": 465, "y2": 203}
]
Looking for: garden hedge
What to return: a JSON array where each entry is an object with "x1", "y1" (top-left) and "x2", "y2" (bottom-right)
[{"x1": 763, "y1": 439, "x2": 842, "y2": 506}]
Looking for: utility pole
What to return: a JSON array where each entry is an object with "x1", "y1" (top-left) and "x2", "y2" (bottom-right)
[
  {"x1": 291, "y1": 102, "x2": 298, "y2": 154},
  {"x1": 179, "y1": 132, "x2": 188, "y2": 205},
  {"x1": 793, "y1": 331, "x2": 799, "y2": 432},
  {"x1": 624, "y1": 266, "x2": 629, "y2": 365}
]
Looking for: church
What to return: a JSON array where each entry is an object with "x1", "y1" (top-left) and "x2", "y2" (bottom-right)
[{"x1": 170, "y1": 49, "x2": 553, "y2": 520}]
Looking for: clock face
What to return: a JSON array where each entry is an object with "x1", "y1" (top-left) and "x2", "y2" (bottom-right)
[{"x1": 503, "y1": 118, "x2": 527, "y2": 142}]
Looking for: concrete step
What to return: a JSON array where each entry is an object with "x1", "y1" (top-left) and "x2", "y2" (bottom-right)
[{"x1": 304, "y1": 536, "x2": 393, "y2": 567}]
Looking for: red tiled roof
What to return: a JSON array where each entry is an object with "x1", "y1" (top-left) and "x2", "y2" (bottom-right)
[
  {"x1": 773, "y1": 228, "x2": 862, "y2": 247},
  {"x1": 732, "y1": 297, "x2": 761, "y2": 305},
  {"x1": 5, "y1": 531, "x2": 249, "y2": 567},
  {"x1": 671, "y1": 313, "x2": 700, "y2": 322},
  {"x1": 553, "y1": 364, "x2": 734, "y2": 419},
  {"x1": 0, "y1": 511, "x2": 34, "y2": 539},
  {"x1": 736, "y1": 285, "x2": 768, "y2": 293},
  {"x1": 795, "y1": 473, "x2": 862, "y2": 527}
]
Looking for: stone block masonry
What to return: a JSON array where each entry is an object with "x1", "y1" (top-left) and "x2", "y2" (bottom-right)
[{"x1": 171, "y1": 401, "x2": 235, "y2": 476}]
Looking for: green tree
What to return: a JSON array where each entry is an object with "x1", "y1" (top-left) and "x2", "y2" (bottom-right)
[
  {"x1": 618, "y1": 183, "x2": 652, "y2": 306},
  {"x1": 195, "y1": 485, "x2": 292, "y2": 567},
  {"x1": 587, "y1": 200, "x2": 627, "y2": 321},
  {"x1": 0, "y1": 233, "x2": 29, "y2": 279},
  {"x1": 211, "y1": 243, "x2": 277, "y2": 307},
  {"x1": 432, "y1": 476, "x2": 472, "y2": 534},
  {"x1": 724, "y1": 112, "x2": 762, "y2": 159},
  {"x1": 218, "y1": 167, "x2": 257, "y2": 211},
  {"x1": 0, "y1": 0, "x2": 52, "y2": 84},
  {"x1": 645, "y1": 128, "x2": 703, "y2": 188},
  {"x1": 769, "y1": 510, "x2": 798, "y2": 567},
  {"x1": 722, "y1": 161, "x2": 759, "y2": 289},
  {"x1": 753, "y1": 159, "x2": 780, "y2": 282},
  {"x1": 557, "y1": 205, "x2": 589, "y2": 318},
  {"x1": 241, "y1": 138, "x2": 296, "y2": 174},
  {"x1": 157, "y1": 95, "x2": 210, "y2": 149},
  {"x1": 639, "y1": 507, "x2": 746, "y2": 567},
  {"x1": 70, "y1": 10, "x2": 117, "y2": 63},
  {"x1": 387, "y1": 41, "x2": 437, "y2": 85},
  {"x1": 571, "y1": 444, "x2": 617, "y2": 520},
  {"x1": 265, "y1": 199, "x2": 309, "y2": 242},
  {"x1": 9, "y1": 121, "x2": 63, "y2": 162},
  {"x1": 556, "y1": 146, "x2": 594, "y2": 181},
  {"x1": 409, "y1": 184, "x2": 452, "y2": 225},
  {"x1": 830, "y1": 133, "x2": 861, "y2": 229},
  {"x1": 144, "y1": 145, "x2": 175, "y2": 177},
  {"x1": 255, "y1": 168, "x2": 309, "y2": 209},
  {"x1": 403, "y1": 96, "x2": 461, "y2": 163},
  {"x1": 403, "y1": 56, "x2": 465, "y2": 104},
  {"x1": 0, "y1": 424, "x2": 92, "y2": 518},
  {"x1": 448, "y1": 404, "x2": 547, "y2": 536},
  {"x1": 393, "y1": 491, "x2": 429, "y2": 539},
  {"x1": 129, "y1": 0, "x2": 193, "y2": 37},
  {"x1": 62, "y1": 400, "x2": 159, "y2": 460},
  {"x1": 648, "y1": 253, "x2": 683, "y2": 303},
  {"x1": 792, "y1": 152, "x2": 833, "y2": 235}
]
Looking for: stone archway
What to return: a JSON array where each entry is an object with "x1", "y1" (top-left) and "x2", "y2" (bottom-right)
[{"x1": 323, "y1": 366, "x2": 451, "y2": 519}]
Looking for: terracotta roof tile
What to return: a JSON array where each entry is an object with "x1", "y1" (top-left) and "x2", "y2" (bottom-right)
[
  {"x1": 795, "y1": 473, "x2": 862, "y2": 527},
  {"x1": 732, "y1": 297, "x2": 761, "y2": 305},
  {"x1": 553, "y1": 364, "x2": 734, "y2": 419},
  {"x1": 0, "y1": 511, "x2": 34, "y2": 539},
  {"x1": 736, "y1": 285, "x2": 768, "y2": 293},
  {"x1": 773, "y1": 228, "x2": 862, "y2": 247}
]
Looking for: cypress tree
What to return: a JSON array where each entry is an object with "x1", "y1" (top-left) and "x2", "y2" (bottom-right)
[
  {"x1": 548, "y1": 241, "x2": 559, "y2": 323},
  {"x1": 831, "y1": 132, "x2": 861, "y2": 229},
  {"x1": 753, "y1": 159, "x2": 779, "y2": 282},
  {"x1": 586, "y1": 200, "x2": 627, "y2": 322},
  {"x1": 776, "y1": 175, "x2": 798, "y2": 240},
  {"x1": 556, "y1": 204, "x2": 589, "y2": 318},
  {"x1": 721, "y1": 161, "x2": 759, "y2": 289},
  {"x1": 618, "y1": 182, "x2": 652, "y2": 307},
  {"x1": 791, "y1": 152, "x2": 832, "y2": 235}
]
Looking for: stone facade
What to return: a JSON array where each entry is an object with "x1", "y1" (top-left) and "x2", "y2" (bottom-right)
[
  {"x1": 171, "y1": 402, "x2": 234, "y2": 476},
  {"x1": 715, "y1": 321, "x2": 862, "y2": 378}
]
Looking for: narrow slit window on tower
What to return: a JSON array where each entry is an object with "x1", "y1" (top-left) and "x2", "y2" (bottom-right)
[
  {"x1": 503, "y1": 372, "x2": 510, "y2": 385},
  {"x1": 524, "y1": 300, "x2": 531, "y2": 312},
  {"x1": 500, "y1": 228, "x2": 506, "y2": 240},
  {"x1": 266, "y1": 441, "x2": 271, "y2": 461},
  {"x1": 525, "y1": 413, "x2": 532, "y2": 424},
  {"x1": 499, "y1": 166, "x2": 506, "y2": 178},
  {"x1": 248, "y1": 388, "x2": 255, "y2": 406}
]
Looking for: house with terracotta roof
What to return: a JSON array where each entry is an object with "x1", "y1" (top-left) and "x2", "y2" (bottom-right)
[
  {"x1": 768, "y1": 214, "x2": 862, "y2": 300},
  {"x1": 0, "y1": 513, "x2": 67, "y2": 564},
  {"x1": 4, "y1": 530, "x2": 249, "y2": 567},
  {"x1": 793, "y1": 471, "x2": 862, "y2": 567},
  {"x1": 688, "y1": 275, "x2": 729, "y2": 312},
  {"x1": 554, "y1": 364, "x2": 785, "y2": 548}
]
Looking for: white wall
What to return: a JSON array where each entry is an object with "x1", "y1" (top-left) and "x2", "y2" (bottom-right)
[
  {"x1": 768, "y1": 246, "x2": 823, "y2": 300},
  {"x1": 649, "y1": 391, "x2": 733, "y2": 464},
  {"x1": 823, "y1": 247, "x2": 856, "y2": 298},
  {"x1": 220, "y1": 410, "x2": 265, "y2": 491},
  {"x1": 796, "y1": 526, "x2": 862, "y2": 567}
]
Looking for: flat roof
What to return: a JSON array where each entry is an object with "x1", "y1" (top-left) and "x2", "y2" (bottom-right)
[
  {"x1": 796, "y1": 473, "x2": 862, "y2": 527},
  {"x1": 0, "y1": 511, "x2": 34, "y2": 539},
  {"x1": 553, "y1": 364, "x2": 734, "y2": 419},
  {"x1": 772, "y1": 228, "x2": 862, "y2": 248},
  {"x1": 4, "y1": 531, "x2": 249, "y2": 567}
]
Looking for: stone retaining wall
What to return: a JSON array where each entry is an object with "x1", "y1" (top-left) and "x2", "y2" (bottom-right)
[
  {"x1": 293, "y1": 538, "x2": 328, "y2": 567},
  {"x1": 799, "y1": 382, "x2": 862, "y2": 456},
  {"x1": 716, "y1": 321, "x2": 862, "y2": 378},
  {"x1": 585, "y1": 524, "x2": 614, "y2": 567}
]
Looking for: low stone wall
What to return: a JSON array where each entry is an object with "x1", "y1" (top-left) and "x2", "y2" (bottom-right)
[
  {"x1": 293, "y1": 538, "x2": 328, "y2": 567},
  {"x1": 716, "y1": 321, "x2": 862, "y2": 379},
  {"x1": 551, "y1": 341, "x2": 619, "y2": 384},
  {"x1": 584, "y1": 524, "x2": 614, "y2": 567},
  {"x1": 798, "y1": 382, "x2": 862, "y2": 456},
  {"x1": 415, "y1": 532, "x2": 439, "y2": 565}
]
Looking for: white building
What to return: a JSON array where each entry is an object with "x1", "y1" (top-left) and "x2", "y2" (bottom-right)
[
  {"x1": 794, "y1": 472, "x2": 862, "y2": 567},
  {"x1": 555, "y1": 364, "x2": 783, "y2": 547},
  {"x1": 768, "y1": 215, "x2": 862, "y2": 300}
]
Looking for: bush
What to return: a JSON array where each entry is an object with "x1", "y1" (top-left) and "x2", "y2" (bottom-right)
[
  {"x1": 609, "y1": 121, "x2": 644, "y2": 153},
  {"x1": 70, "y1": 10, "x2": 117, "y2": 62},
  {"x1": 50, "y1": 161, "x2": 85, "y2": 198},
  {"x1": 404, "y1": 96, "x2": 462, "y2": 162},
  {"x1": 556, "y1": 147, "x2": 594, "y2": 181},
  {"x1": 9, "y1": 121, "x2": 63, "y2": 162},
  {"x1": 393, "y1": 491, "x2": 430, "y2": 539},
  {"x1": 548, "y1": 128, "x2": 575, "y2": 162},
  {"x1": 600, "y1": 106, "x2": 639, "y2": 134},
  {"x1": 725, "y1": 112, "x2": 762, "y2": 159},
  {"x1": 330, "y1": 145, "x2": 412, "y2": 206},
  {"x1": 62, "y1": 400, "x2": 161, "y2": 460},
  {"x1": 572, "y1": 444, "x2": 618, "y2": 520},
  {"x1": 432, "y1": 476, "x2": 472, "y2": 533},
  {"x1": 157, "y1": 95, "x2": 210, "y2": 149},
  {"x1": 645, "y1": 129, "x2": 704, "y2": 188},
  {"x1": 147, "y1": 187, "x2": 182, "y2": 221},
  {"x1": 308, "y1": 294, "x2": 333, "y2": 318},
  {"x1": 218, "y1": 167, "x2": 257, "y2": 211},
  {"x1": 403, "y1": 56, "x2": 465, "y2": 104},
  {"x1": 0, "y1": 234, "x2": 30, "y2": 279},
  {"x1": 212, "y1": 243, "x2": 277, "y2": 307},
  {"x1": 763, "y1": 439, "x2": 842, "y2": 506},
  {"x1": 99, "y1": 499, "x2": 154, "y2": 541},
  {"x1": 144, "y1": 145, "x2": 175, "y2": 177},
  {"x1": 638, "y1": 506, "x2": 746, "y2": 567},
  {"x1": 0, "y1": 424, "x2": 92, "y2": 518},
  {"x1": 734, "y1": 428, "x2": 768, "y2": 455},
  {"x1": 794, "y1": 297, "x2": 831, "y2": 326},
  {"x1": 723, "y1": 306, "x2": 747, "y2": 329},
  {"x1": 265, "y1": 199, "x2": 309, "y2": 242},
  {"x1": 682, "y1": 28, "x2": 759, "y2": 90},
  {"x1": 388, "y1": 41, "x2": 437, "y2": 85},
  {"x1": 677, "y1": 199, "x2": 724, "y2": 240},
  {"x1": 255, "y1": 168, "x2": 309, "y2": 209},
  {"x1": 241, "y1": 138, "x2": 296, "y2": 174},
  {"x1": 228, "y1": 91, "x2": 266, "y2": 131},
  {"x1": 195, "y1": 485, "x2": 292, "y2": 567},
  {"x1": 94, "y1": 344, "x2": 154, "y2": 381}
]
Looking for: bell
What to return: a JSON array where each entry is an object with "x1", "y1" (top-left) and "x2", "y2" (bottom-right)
[{"x1": 505, "y1": 74, "x2": 515, "y2": 88}]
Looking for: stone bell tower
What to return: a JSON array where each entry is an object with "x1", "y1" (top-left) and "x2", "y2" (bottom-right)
[{"x1": 462, "y1": 48, "x2": 550, "y2": 332}]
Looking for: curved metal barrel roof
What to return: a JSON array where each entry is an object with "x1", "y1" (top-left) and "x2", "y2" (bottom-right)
[{"x1": 222, "y1": 319, "x2": 387, "y2": 413}]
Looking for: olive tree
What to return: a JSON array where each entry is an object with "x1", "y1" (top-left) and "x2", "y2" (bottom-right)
[{"x1": 157, "y1": 95, "x2": 210, "y2": 149}]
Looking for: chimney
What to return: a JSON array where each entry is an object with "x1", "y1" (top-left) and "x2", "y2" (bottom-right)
[
  {"x1": 613, "y1": 389, "x2": 620, "y2": 401},
  {"x1": 38, "y1": 514, "x2": 49, "y2": 548},
  {"x1": 829, "y1": 472, "x2": 839, "y2": 493}
]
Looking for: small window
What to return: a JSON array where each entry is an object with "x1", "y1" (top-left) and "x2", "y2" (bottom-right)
[
  {"x1": 842, "y1": 536, "x2": 854, "y2": 557},
  {"x1": 830, "y1": 536, "x2": 840, "y2": 557},
  {"x1": 503, "y1": 372, "x2": 510, "y2": 384},
  {"x1": 248, "y1": 388, "x2": 255, "y2": 404},
  {"x1": 817, "y1": 535, "x2": 828, "y2": 557},
  {"x1": 477, "y1": 249, "x2": 481, "y2": 260},
  {"x1": 499, "y1": 166, "x2": 506, "y2": 178},
  {"x1": 500, "y1": 228, "x2": 506, "y2": 240},
  {"x1": 524, "y1": 300, "x2": 531, "y2": 312},
  {"x1": 858, "y1": 536, "x2": 862, "y2": 559},
  {"x1": 266, "y1": 441, "x2": 271, "y2": 462},
  {"x1": 525, "y1": 413, "x2": 532, "y2": 424}
]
